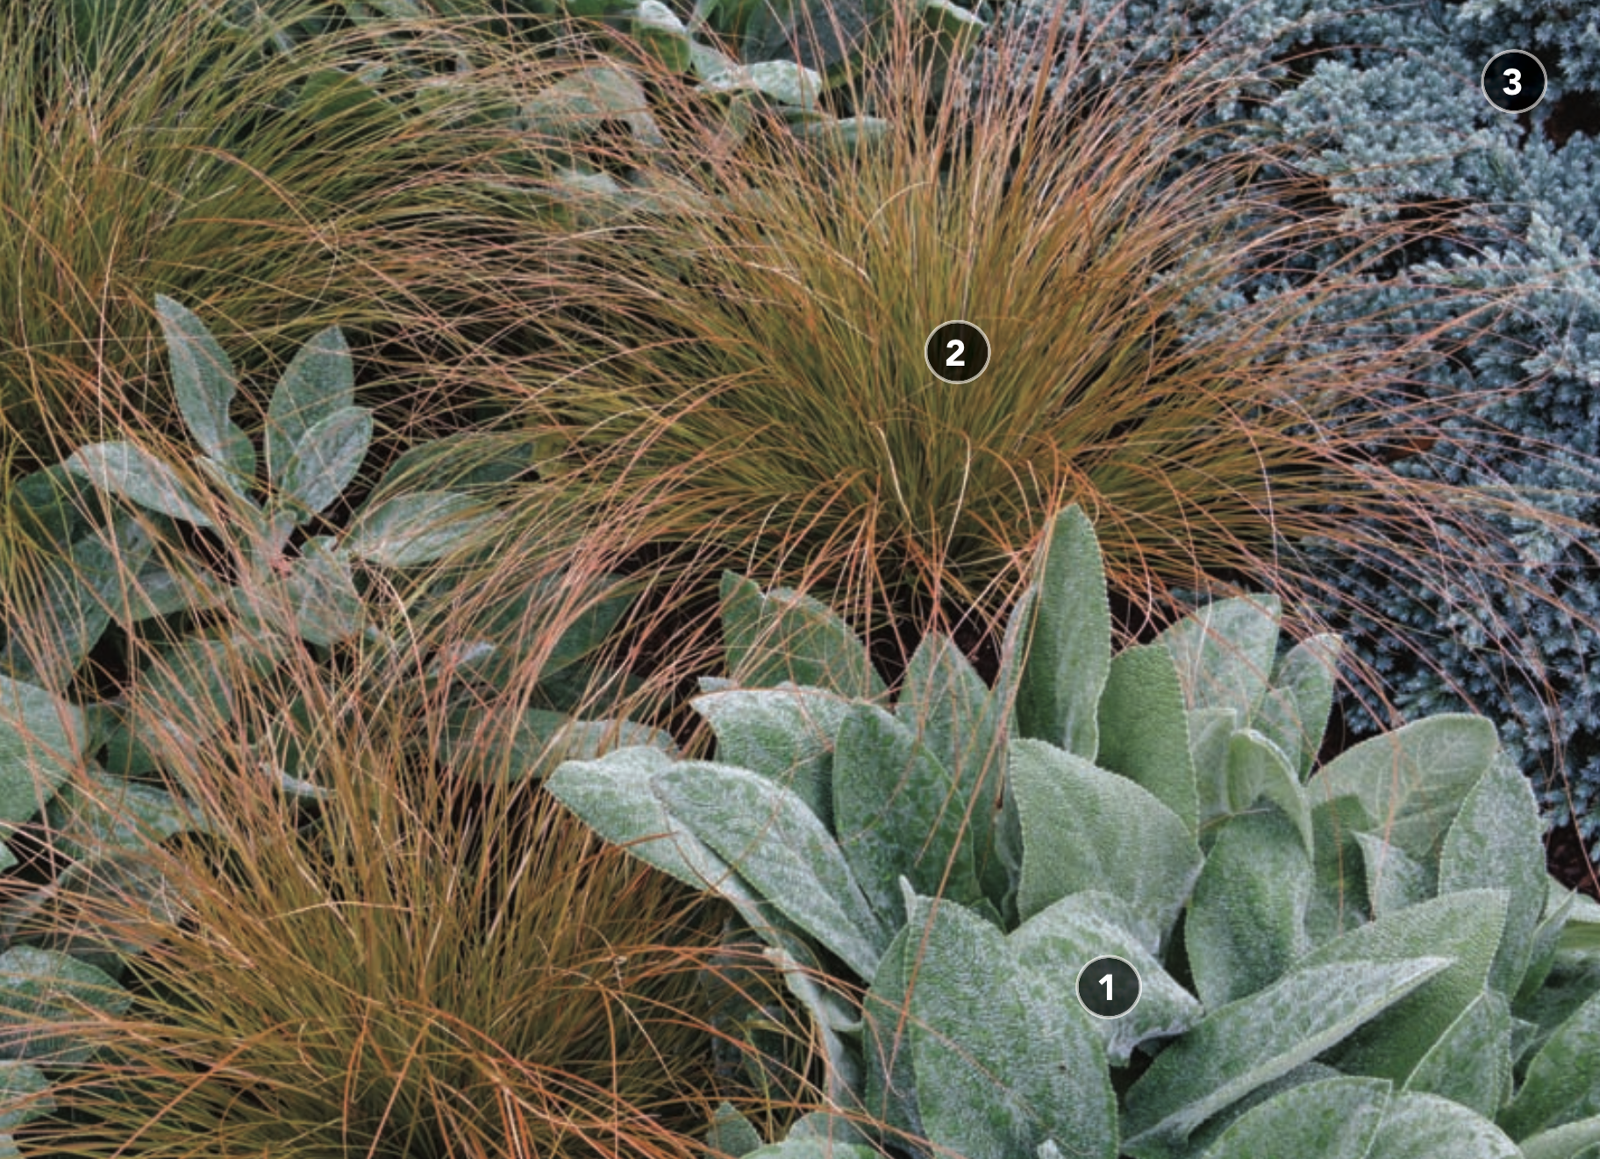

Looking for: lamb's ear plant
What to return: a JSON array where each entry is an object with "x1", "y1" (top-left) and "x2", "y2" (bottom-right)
[
  {"x1": 7, "y1": 295, "x2": 648, "y2": 788},
  {"x1": 549, "y1": 504, "x2": 1600, "y2": 1159}
]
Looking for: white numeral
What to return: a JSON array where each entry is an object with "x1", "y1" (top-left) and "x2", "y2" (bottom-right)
[{"x1": 946, "y1": 339, "x2": 965, "y2": 367}]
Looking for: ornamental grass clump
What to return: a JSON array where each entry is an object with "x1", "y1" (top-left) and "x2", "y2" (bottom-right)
[
  {"x1": 550, "y1": 505, "x2": 1600, "y2": 1159},
  {"x1": 1, "y1": 675, "x2": 731, "y2": 1159},
  {"x1": 478, "y1": 0, "x2": 1595, "y2": 744},
  {"x1": 0, "y1": 0, "x2": 603, "y2": 469},
  {"x1": 0, "y1": 299, "x2": 771, "y2": 1157}
]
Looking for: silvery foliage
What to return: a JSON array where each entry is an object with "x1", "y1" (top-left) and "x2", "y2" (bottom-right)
[
  {"x1": 550, "y1": 505, "x2": 1600, "y2": 1159},
  {"x1": 968, "y1": 0, "x2": 1600, "y2": 857}
]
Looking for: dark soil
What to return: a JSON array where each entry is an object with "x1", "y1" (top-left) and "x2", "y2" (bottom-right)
[{"x1": 1546, "y1": 821, "x2": 1600, "y2": 901}]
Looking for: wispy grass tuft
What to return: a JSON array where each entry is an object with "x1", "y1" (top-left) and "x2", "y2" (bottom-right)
[
  {"x1": 474, "y1": 0, "x2": 1600, "y2": 764},
  {"x1": 0, "y1": 0, "x2": 589, "y2": 471},
  {"x1": 0, "y1": 450, "x2": 788, "y2": 1156}
]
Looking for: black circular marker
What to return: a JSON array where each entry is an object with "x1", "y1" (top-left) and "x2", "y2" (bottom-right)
[
  {"x1": 1076, "y1": 955, "x2": 1142, "y2": 1020},
  {"x1": 1481, "y1": 50, "x2": 1547, "y2": 115},
  {"x1": 925, "y1": 320, "x2": 990, "y2": 384}
]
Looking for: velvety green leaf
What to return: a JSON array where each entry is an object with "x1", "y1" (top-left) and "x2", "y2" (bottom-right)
[
  {"x1": 64, "y1": 442, "x2": 213, "y2": 528},
  {"x1": 904, "y1": 895, "x2": 1117, "y2": 1159},
  {"x1": 1402, "y1": 989, "x2": 1511, "y2": 1118},
  {"x1": 1305, "y1": 714, "x2": 1499, "y2": 863},
  {"x1": 698, "y1": 60, "x2": 825, "y2": 112},
  {"x1": 121, "y1": 559, "x2": 228, "y2": 625},
  {"x1": 1521, "y1": 887, "x2": 1579, "y2": 1001},
  {"x1": 1302, "y1": 889, "x2": 1507, "y2": 1082},
  {"x1": 0, "y1": 1059, "x2": 50, "y2": 1131},
  {"x1": 545, "y1": 746, "x2": 789, "y2": 933},
  {"x1": 1561, "y1": 893, "x2": 1600, "y2": 953},
  {"x1": 49, "y1": 851, "x2": 192, "y2": 972},
  {"x1": 452, "y1": 706, "x2": 675, "y2": 786},
  {"x1": 1010, "y1": 894, "x2": 1201, "y2": 1063},
  {"x1": 43, "y1": 765, "x2": 207, "y2": 863},
  {"x1": 0, "y1": 518, "x2": 154, "y2": 688},
  {"x1": 546, "y1": 718, "x2": 679, "y2": 767},
  {"x1": 741, "y1": 1141, "x2": 880, "y2": 1159},
  {"x1": 916, "y1": 0, "x2": 985, "y2": 43},
  {"x1": 441, "y1": 702, "x2": 570, "y2": 782},
  {"x1": 1176, "y1": 1064, "x2": 1368, "y2": 1158},
  {"x1": 729, "y1": 0, "x2": 870, "y2": 71},
  {"x1": 155, "y1": 295, "x2": 236, "y2": 466},
  {"x1": 1187, "y1": 706, "x2": 1237, "y2": 823},
  {"x1": 791, "y1": 115, "x2": 892, "y2": 152},
  {"x1": 1515, "y1": 949, "x2": 1600, "y2": 1069},
  {"x1": 1120, "y1": 956, "x2": 1451, "y2": 1155},
  {"x1": 345, "y1": 491, "x2": 492, "y2": 566},
  {"x1": 691, "y1": 685, "x2": 852, "y2": 825},
  {"x1": 897, "y1": 631, "x2": 1008, "y2": 905},
  {"x1": 136, "y1": 638, "x2": 234, "y2": 744},
  {"x1": 861, "y1": 922, "x2": 925, "y2": 1144},
  {"x1": 266, "y1": 326, "x2": 353, "y2": 484},
  {"x1": 1367, "y1": 1091, "x2": 1521, "y2": 1159},
  {"x1": 1522, "y1": 1117, "x2": 1600, "y2": 1159},
  {"x1": 281, "y1": 537, "x2": 362, "y2": 646},
  {"x1": 523, "y1": 66, "x2": 663, "y2": 146},
  {"x1": 1439, "y1": 751, "x2": 1547, "y2": 996},
  {"x1": 1305, "y1": 794, "x2": 1374, "y2": 945},
  {"x1": 0, "y1": 946, "x2": 130, "y2": 1065},
  {"x1": 833, "y1": 703, "x2": 979, "y2": 920},
  {"x1": 414, "y1": 568, "x2": 633, "y2": 693},
  {"x1": 688, "y1": 37, "x2": 742, "y2": 83},
  {"x1": 706, "y1": 1103, "x2": 764, "y2": 1158},
  {"x1": 1010, "y1": 738, "x2": 1201, "y2": 948},
  {"x1": 0, "y1": 677, "x2": 85, "y2": 824},
  {"x1": 1353, "y1": 832, "x2": 1433, "y2": 916},
  {"x1": 1013, "y1": 506, "x2": 1112, "y2": 761},
  {"x1": 4, "y1": 463, "x2": 101, "y2": 548},
  {"x1": 1224, "y1": 728, "x2": 1311, "y2": 852},
  {"x1": 276, "y1": 405, "x2": 371, "y2": 520},
  {"x1": 1500, "y1": 987, "x2": 1600, "y2": 1139},
  {"x1": 1258, "y1": 634, "x2": 1341, "y2": 780},
  {"x1": 718, "y1": 573, "x2": 885, "y2": 699},
  {"x1": 1197, "y1": 1076, "x2": 1391, "y2": 1159},
  {"x1": 632, "y1": 0, "x2": 692, "y2": 71},
  {"x1": 783, "y1": 1111, "x2": 872, "y2": 1148},
  {"x1": 655, "y1": 761, "x2": 890, "y2": 978},
  {"x1": 1096, "y1": 643, "x2": 1198, "y2": 836},
  {"x1": 1159, "y1": 595, "x2": 1281, "y2": 719},
  {"x1": 771, "y1": 946, "x2": 863, "y2": 1109},
  {"x1": 1185, "y1": 810, "x2": 1312, "y2": 1009}
]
